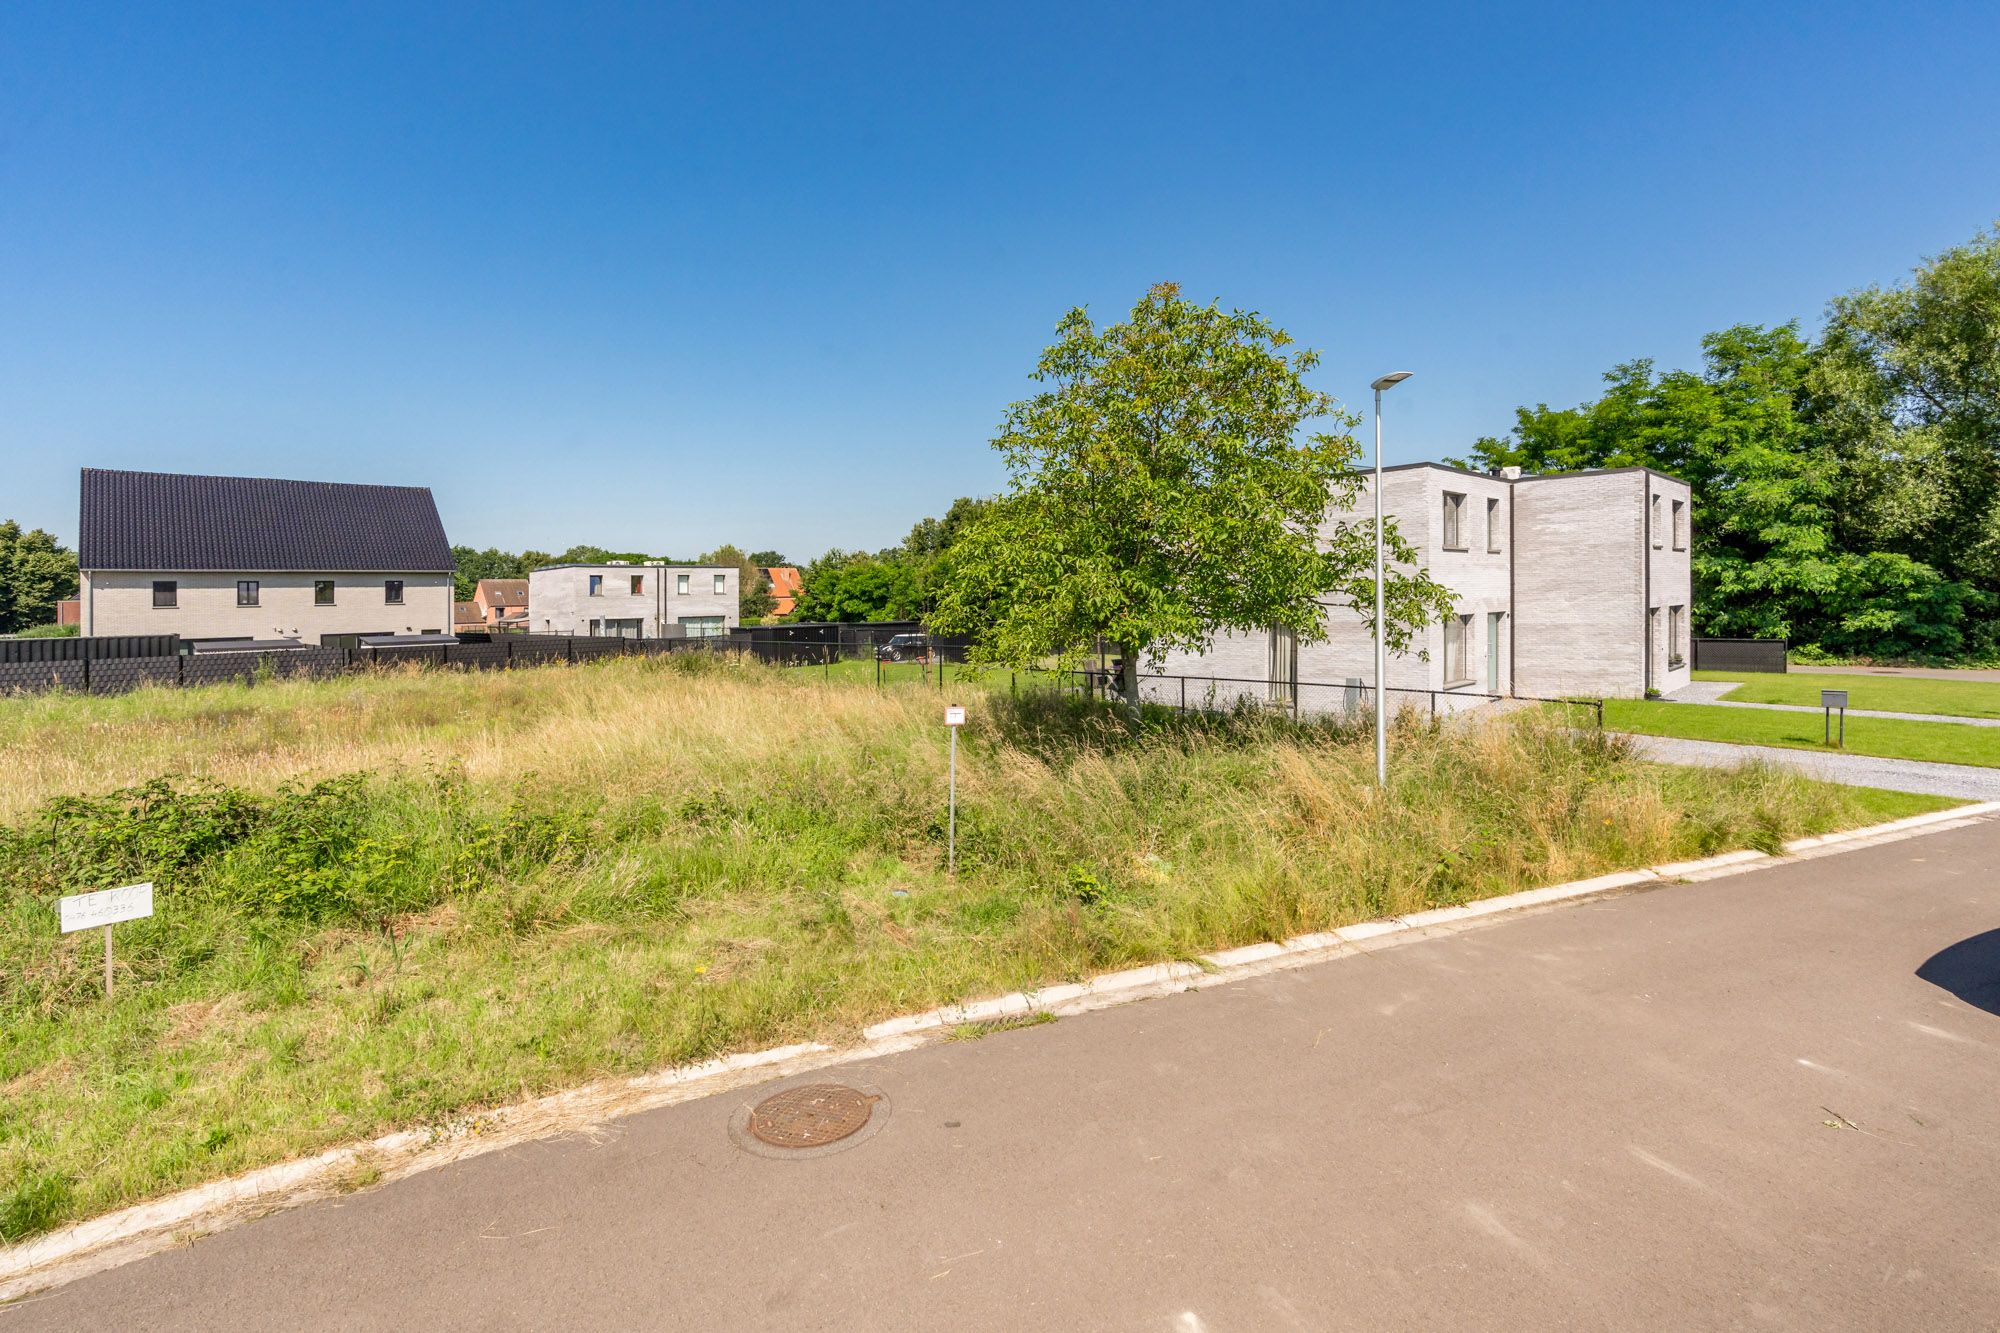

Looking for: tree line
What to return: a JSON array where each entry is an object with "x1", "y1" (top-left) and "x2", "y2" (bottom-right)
[{"x1": 0, "y1": 523, "x2": 79, "y2": 635}]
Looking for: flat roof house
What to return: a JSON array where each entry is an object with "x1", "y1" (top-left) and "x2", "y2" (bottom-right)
[
  {"x1": 1155, "y1": 463, "x2": 1692, "y2": 707},
  {"x1": 526, "y1": 562, "x2": 739, "y2": 639},
  {"x1": 77, "y1": 468, "x2": 456, "y2": 646}
]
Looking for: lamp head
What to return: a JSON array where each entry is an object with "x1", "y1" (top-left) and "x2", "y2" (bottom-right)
[{"x1": 1370, "y1": 371, "x2": 1414, "y2": 392}]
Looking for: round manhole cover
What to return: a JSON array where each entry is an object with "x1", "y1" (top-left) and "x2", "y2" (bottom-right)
[
  {"x1": 729, "y1": 1079, "x2": 891, "y2": 1159},
  {"x1": 748, "y1": 1083, "x2": 878, "y2": 1148}
]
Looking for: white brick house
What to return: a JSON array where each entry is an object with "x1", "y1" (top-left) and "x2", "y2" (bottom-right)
[
  {"x1": 1154, "y1": 463, "x2": 1693, "y2": 706},
  {"x1": 526, "y1": 563, "x2": 739, "y2": 639}
]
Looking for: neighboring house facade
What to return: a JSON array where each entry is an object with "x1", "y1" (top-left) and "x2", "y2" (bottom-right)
[
  {"x1": 526, "y1": 563, "x2": 739, "y2": 638},
  {"x1": 1154, "y1": 463, "x2": 1692, "y2": 707},
  {"x1": 453, "y1": 601, "x2": 483, "y2": 631},
  {"x1": 471, "y1": 578, "x2": 529, "y2": 627},
  {"x1": 761, "y1": 565, "x2": 802, "y2": 618},
  {"x1": 77, "y1": 468, "x2": 455, "y2": 644}
]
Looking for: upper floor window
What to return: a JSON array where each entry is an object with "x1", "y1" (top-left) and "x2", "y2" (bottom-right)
[
  {"x1": 1441, "y1": 492, "x2": 1467, "y2": 550},
  {"x1": 630, "y1": 574, "x2": 644, "y2": 596},
  {"x1": 237, "y1": 580, "x2": 260, "y2": 607},
  {"x1": 1486, "y1": 496, "x2": 1502, "y2": 553},
  {"x1": 1672, "y1": 499, "x2": 1687, "y2": 551},
  {"x1": 588, "y1": 574, "x2": 603, "y2": 597},
  {"x1": 713, "y1": 573, "x2": 726, "y2": 594},
  {"x1": 1651, "y1": 494, "x2": 1663, "y2": 548},
  {"x1": 314, "y1": 580, "x2": 335, "y2": 606},
  {"x1": 677, "y1": 574, "x2": 690, "y2": 594},
  {"x1": 385, "y1": 579, "x2": 404, "y2": 605},
  {"x1": 152, "y1": 580, "x2": 177, "y2": 608}
]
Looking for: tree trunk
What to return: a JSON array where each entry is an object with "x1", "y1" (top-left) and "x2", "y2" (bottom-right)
[{"x1": 1116, "y1": 641, "x2": 1143, "y2": 722}]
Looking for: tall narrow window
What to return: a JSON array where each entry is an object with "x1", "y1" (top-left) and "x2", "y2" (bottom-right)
[
  {"x1": 1651, "y1": 494, "x2": 1663, "y2": 548},
  {"x1": 677, "y1": 574, "x2": 690, "y2": 594},
  {"x1": 152, "y1": 580, "x2": 177, "y2": 608},
  {"x1": 1268, "y1": 626, "x2": 1298, "y2": 705},
  {"x1": 1444, "y1": 614, "x2": 1472, "y2": 685},
  {"x1": 314, "y1": 580, "x2": 335, "y2": 606},
  {"x1": 1486, "y1": 496, "x2": 1502, "y2": 553},
  {"x1": 1668, "y1": 605, "x2": 1685, "y2": 667},
  {"x1": 384, "y1": 579, "x2": 404, "y2": 605},
  {"x1": 588, "y1": 574, "x2": 603, "y2": 597},
  {"x1": 630, "y1": 574, "x2": 644, "y2": 596},
  {"x1": 237, "y1": 580, "x2": 259, "y2": 607},
  {"x1": 1442, "y1": 492, "x2": 1466, "y2": 549},
  {"x1": 1672, "y1": 499, "x2": 1687, "y2": 551}
]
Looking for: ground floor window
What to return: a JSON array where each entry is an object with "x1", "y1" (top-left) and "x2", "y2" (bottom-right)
[
  {"x1": 679, "y1": 615, "x2": 725, "y2": 639},
  {"x1": 1443, "y1": 614, "x2": 1473, "y2": 686},
  {"x1": 1268, "y1": 625, "x2": 1298, "y2": 705},
  {"x1": 603, "y1": 618, "x2": 643, "y2": 638},
  {"x1": 319, "y1": 632, "x2": 388, "y2": 649},
  {"x1": 1668, "y1": 605, "x2": 1685, "y2": 669}
]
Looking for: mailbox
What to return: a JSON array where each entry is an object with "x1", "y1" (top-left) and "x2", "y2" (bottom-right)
[{"x1": 1821, "y1": 690, "x2": 1848, "y2": 710}]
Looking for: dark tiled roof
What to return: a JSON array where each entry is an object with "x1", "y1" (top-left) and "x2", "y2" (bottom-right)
[{"x1": 79, "y1": 468, "x2": 454, "y2": 572}]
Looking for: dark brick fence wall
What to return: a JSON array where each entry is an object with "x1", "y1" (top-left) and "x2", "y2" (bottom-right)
[{"x1": 1690, "y1": 638, "x2": 1788, "y2": 674}]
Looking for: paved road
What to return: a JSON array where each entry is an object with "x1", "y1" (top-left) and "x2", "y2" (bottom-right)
[
  {"x1": 1668, "y1": 681, "x2": 1999, "y2": 728},
  {"x1": 10, "y1": 820, "x2": 2000, "y2": 1331},
  {"x1": 1623, "y1": 732, "x2": 2000, "y2": 800}
]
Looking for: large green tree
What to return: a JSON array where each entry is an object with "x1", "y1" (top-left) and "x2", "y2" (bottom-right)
[
  {"x1": 931, "y1": 283, "x2": 1451, "y2": 711},
  {"x1": 790, "y1": 556, "x2": 920, "y2": 622},
  {"x1": 0, "y1": 522, "x2": 79, "y2": 634}
]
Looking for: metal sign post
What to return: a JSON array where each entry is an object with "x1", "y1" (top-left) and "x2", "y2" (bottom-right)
[
  {"x1": 1822, "y1": 689, "x2": 1848, "y2": 747},
  {"x1": 58, "y1": 882, "x2": 154, "y2": 998},
  {"x1": 944, "y1": 705, "x2": 966, "y2": 875}
]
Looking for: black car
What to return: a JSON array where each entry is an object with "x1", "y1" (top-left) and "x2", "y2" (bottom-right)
[{"x1": 876, "y1": 633, "x2": 929, "y2": 662}]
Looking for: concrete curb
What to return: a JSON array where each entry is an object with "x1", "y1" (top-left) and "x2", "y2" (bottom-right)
[{"x1": 6, "y1": 797, "x2": 1996, "y2": 1302}]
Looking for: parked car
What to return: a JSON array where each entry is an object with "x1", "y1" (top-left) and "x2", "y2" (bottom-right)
[{"x1": 876, "y1": 633, "x2": 929, "y2": 662}]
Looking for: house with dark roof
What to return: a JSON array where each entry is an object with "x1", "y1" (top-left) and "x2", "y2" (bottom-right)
[{"x1": 77, "y1": 468, "x2": 456, "y2": 645}]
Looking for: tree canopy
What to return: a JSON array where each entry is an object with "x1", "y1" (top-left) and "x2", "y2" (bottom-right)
[
  {"x1": 930, "y1": 283, "x2": 1451, "y2": 704},
  {"x1": 0, "y1": 522, "x2": 79, "y2": 634}
]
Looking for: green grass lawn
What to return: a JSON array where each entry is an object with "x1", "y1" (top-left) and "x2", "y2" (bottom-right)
[
  {"x1": 0, "y1": 655, "x2": 1962, "y2": 1244},
  {"x1": 1610, "y1": 698, "x2": 2000, "y2": 767},
  {"x1": 1693, "y1": 670, "x2": 2000, "y2": 720},
  {"x1": 786, "y1": 656, "x2": 1071, "y2": 691}
]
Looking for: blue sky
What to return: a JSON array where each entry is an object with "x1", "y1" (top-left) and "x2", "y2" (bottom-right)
[{"x1": 5, "y1": 2, "x2": 1997, "y2": 560}]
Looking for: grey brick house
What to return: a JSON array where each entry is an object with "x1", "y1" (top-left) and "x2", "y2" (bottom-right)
[
  {"x1": 1154, "y1": 463, "x2": 1693, "y2": 705},
  {"x1": 526, "y1": 562, "x2": 739, "y2": 639},
  {"x1": 77, "y1": 468, "x2": 456, "y2": 644}
]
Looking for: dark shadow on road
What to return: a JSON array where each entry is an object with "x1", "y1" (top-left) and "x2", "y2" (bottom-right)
[{"x1": 1917, "y1": 929, "x2": 2000, "y2": 1016}]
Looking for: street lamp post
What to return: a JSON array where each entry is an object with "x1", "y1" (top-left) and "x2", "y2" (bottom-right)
[{"x1": 1369, "y1": 371, "x2": 1412, "y2": 789}]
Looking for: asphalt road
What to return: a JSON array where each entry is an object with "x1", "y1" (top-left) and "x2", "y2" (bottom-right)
[
  {"x1": 1623, "y1": 733, "x2": 2000, "y2": 801},
  {"x1": 10, "y1": 819, "x2": 2000, "y2": 1331}
]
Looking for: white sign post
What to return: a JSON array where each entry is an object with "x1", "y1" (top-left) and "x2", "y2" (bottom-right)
[
  {"x1": 944, "y1": 706, "x2": 967, "y2": 875},
  {"x1": 59, "y1": 882, "x2": 153, "y2": 998}
]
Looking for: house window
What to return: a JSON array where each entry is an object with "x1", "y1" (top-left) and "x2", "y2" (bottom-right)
[
  {"x1": 588, "y1": 618, "x2": 601, "y2": 635},
  {"x1": 588, "y1": 574, "x2": 603, "y2": 597},
  {"x1": 385, "y1": 579, "x2": 404, "y2": 605},
  {"x1": 314, "y1": 580, "x2": 335, "y2": 606},
  {"x1": 679, "y1": 615, "x2": 725, "y2": 639},
  {"x1": 1486, "y1": 496, "x2": 1502, "y2": 553},
  {"x1": 1443, "y1": 614, "x2": 1473, "y2": 686},
  {"x1": 1651, "y1": 494, "x2": 1662, "y2": 548},
  {"x1": 605, "y1": 617, "x2": 643, "y2": 638},
  {"x1": 1442, "y1": 492, "x2": 1467, "y2": 550},
  {"x1": 152, "y1": 580, "x2": 177, "y2": 608},
  {"x1": 713, "y1": 573, "x2": 726, "y2": 594},
  {"x1": 1668, "y1": 605, "x2": 1685, "y2": 668},
  {"x1": 630, "y1": 574, "x2": 644, "y2": 596},
  {"x1": 677, "y1": 574, "x2": 690, "y2": 594},
  {"x1": 1672, "y1": 499, "x2": 1687, "y2": 551},
  {"x1": 1268, "y1": 626, "x2": 1298, "y2": 705},
  {"x1": 237, "y1": 580, "x2": 260, "y2": 607}
]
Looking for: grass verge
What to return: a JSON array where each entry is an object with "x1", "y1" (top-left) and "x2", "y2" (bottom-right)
[
  {"x1": 0, "y1": 653, "x2": 1961, "y2": 1241},
  {"x1": 1692, "y1": 670, "x2": 2000, "y2": 720},
  {"x1": 1610, "y1": 698, "x2": 2000, "y2": 767}
]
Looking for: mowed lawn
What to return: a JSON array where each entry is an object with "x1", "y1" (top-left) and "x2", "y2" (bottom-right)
[
  {"x1": 0, "y1": 654, "x2": 1956, "y2": 1243},
  {"x1": 1610, "y1": 697, "x2": 2000, "y2": 768},
  {"x1": 1693, "y1": 669, "x2": 2000, "y2": 720}
]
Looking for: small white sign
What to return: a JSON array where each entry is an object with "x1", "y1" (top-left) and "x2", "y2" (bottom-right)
[
  {"x1": 944, "y1": 705, "x2": 967, "y2": 727},
  {"x1": 59, "y1": 882, "x2": 154, "y2": 934}
]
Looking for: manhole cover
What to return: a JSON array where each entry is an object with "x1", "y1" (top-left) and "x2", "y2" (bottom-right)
[{"x1": 747, "y1": 1083, "x2": 879, "y2": 1149}]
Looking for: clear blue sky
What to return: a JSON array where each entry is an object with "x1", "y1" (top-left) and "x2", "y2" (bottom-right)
[{"x1": 5, "y1": 2, "x2": 1997, "y2": 560}]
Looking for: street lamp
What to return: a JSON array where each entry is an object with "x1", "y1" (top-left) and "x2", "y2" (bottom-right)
[{"x1": 1370, "y1": 371, "x2": 1412, "y2": 788}]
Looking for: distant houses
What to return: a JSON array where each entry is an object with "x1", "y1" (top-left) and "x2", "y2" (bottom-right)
[
  {"x1": 76, "y1": 468, "x2": 455, "y2": 646},
  {"x1": 526, "y1": 562, "x2": 739, "y2": 638},
  {"x1": 470, "y1": 578, "x2": 529, "y2": 630},
  {"x1": 761, "y1": 565, "x2": 802, "y2": 618}
]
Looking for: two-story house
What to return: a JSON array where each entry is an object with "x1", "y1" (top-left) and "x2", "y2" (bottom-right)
[
  {"x1": 526, "y1": 562, "x2": 739, "y2": 638},
  {"x1": 471, "y1": 578, "x2": 529, "y2": 629},
  {"x1": 1154, "y1": 463, "x2": 1692, "y2": 706},
  {"x1": 77, "y1": 468, "x2": 455, "y2": 645}
]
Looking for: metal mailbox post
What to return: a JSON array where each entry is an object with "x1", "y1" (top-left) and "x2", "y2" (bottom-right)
[{"x1": 1822, "y1": 690, "x2": 1848, "y2": 747}]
